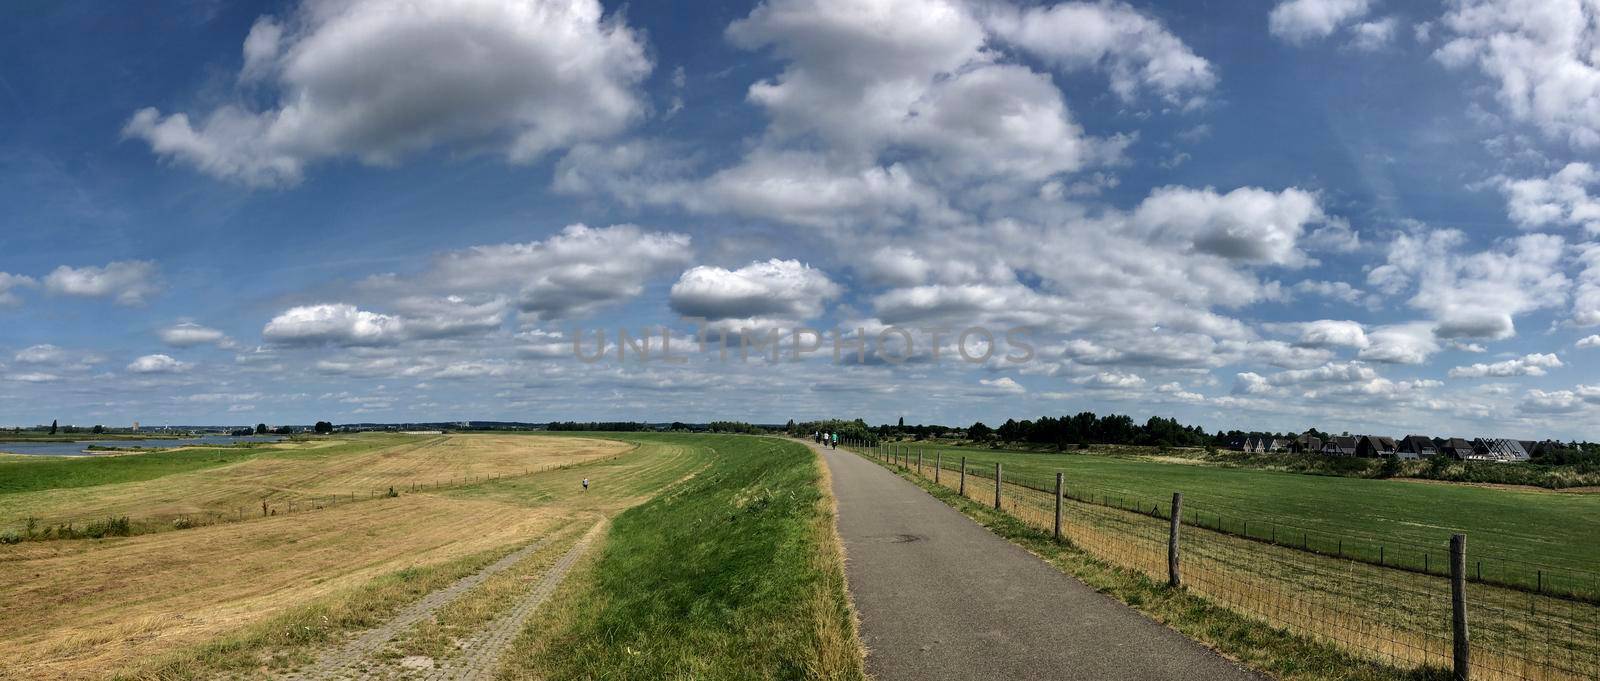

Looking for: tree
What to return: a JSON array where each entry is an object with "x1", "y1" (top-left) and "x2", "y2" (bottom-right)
[
  {"x1": 314, "y1": 421, "x2": 334, "y2": 435},
  {"x1": 92, "y1": 425, "x2": 104, "y2": 434},
  {"x1": 897, "y1": 416, "x2": 905, "y2": 429},
  {"x1": 968, "y1": 421, "x2": 993, "y2": 441},
  {"x1": 49, "y1": 419, "x2": 58, "y2": 435},
  {"x1": 255, "y1": 423, "x2": 268, "y2": 435}
]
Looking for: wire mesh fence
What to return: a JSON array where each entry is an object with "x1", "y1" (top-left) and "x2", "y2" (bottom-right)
[{"x1": 849, "y1": 441, "x2": 1600, "y2": 681}]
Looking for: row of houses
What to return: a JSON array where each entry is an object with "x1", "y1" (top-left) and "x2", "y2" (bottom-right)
[{"x1": 1235, "y1": 434, "x2": 1556, "y2": 463}]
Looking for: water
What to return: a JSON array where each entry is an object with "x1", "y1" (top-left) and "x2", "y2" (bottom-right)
[{"x1": 0, "y1": 435, "x2": 284, "y2": 456}]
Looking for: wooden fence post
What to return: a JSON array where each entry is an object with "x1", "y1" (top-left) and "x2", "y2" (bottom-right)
[
  {"x1": 959, "y1": 457, "x2": 966, "y2": 496},
  {"x1": 1168, "y1": 492, "x2": 1184, "y2": 588},
  {"x1": 935, "y1": 452, "x2": 941, "y2": 484},
  {"x1": 993, "y1": 463, "x2": 1002, "y2": 510},
  {"x1": 1451, "y1": 533, "x2": 1470, "y2": 680},
  {"x1": 917, "y1": 450, "x2": 923, "y2": 476},
  {"x1": 1054, "y1": 472, "x2": 1063, "y2": 542}
]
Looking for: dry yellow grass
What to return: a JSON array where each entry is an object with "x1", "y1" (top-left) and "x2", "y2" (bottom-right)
[
  {"x1": 0, "y1": 494, "x2": 562, "y2": 679},
  {"x1": 0, "y1": 434, "x2": 627, "y2": 532}
]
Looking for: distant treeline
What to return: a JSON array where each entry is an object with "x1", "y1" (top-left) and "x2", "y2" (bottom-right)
[
  {"x1": 544, "y1": 420, "x2": 777, "y2": 435},
  {"x1": 546, "y1": 421, "x2": 655, "y2": 432}
]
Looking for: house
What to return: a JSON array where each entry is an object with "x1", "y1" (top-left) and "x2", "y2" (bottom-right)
[
  {"x1": 1356, "y1": 435, "x2": 1398, "y2": 458},
  {"x1": 1227, "y1": 436, "x2": 1247, "y2": 451},
  {"x1": 1244, "y1": 437, "x2": 1265, "y2": 453},
  {"x1": 1322, "y1": 436, "x2": 1358, "y2": 457},
  {"x1": 1398, "y1": 435, "x2": 1437, "y2": 460},
  {"x1": 1470, "y1": 438, "x2": 1530, "y2": 463},
  {"x1": 1437, "y1": 438, "x2": 1475, "y2": 460},
  {"x1": 1267, "y1": 438, "x2": 1288, "y2": 453},
  {"x1": 1292, "y1": 432, "x2": 1323, "y2": 454}
]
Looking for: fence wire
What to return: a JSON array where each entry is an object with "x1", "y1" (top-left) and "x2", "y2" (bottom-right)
[{"x1": 854, "y1": 442, "x2": 1600, "y2": 681}]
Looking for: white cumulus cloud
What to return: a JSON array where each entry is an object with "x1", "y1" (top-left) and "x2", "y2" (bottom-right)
[
  {"x1": 127, "y1": 354, "x2": 189, "y2": 374},
  {"x1": 125, "y1": 0, "x2": 653, "y2": 186},
  {"x1": 43, "y1": 260, "x2": 162, "y2": 306}
]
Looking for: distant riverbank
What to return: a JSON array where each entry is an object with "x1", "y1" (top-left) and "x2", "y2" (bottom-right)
[{"x1": 0, "y1": 435, "x2": 285, "y2": 456}]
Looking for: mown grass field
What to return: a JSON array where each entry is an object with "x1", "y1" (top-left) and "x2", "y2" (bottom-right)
[
  {"x1": 0, "y1": 433, "x2": 698, "y2": 679},
  {"x1": 502, "y1": 434, "x2": 865, "y2": 681},
  {"x1": 896, "y1": 442, "x2": 1600, "y2": 581},
  {"x1": 0, "y1": 432, "x2": 865, "y2": 680},
  {"x1": 0, "y1": 433, "x2": 627, "y2": 536}
]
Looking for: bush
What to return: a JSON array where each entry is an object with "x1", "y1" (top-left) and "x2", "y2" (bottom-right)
[
  {"x1": 171, "y1": 516, "x2": 197, "y2": 530},
  {"x1": 0, "y1": 531, "x2": 20, "y2": 545}
]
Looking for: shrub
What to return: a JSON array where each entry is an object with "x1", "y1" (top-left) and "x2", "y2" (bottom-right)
[
  {"x1": 0, "y1": 531, "x2": 21, "y2": 545},
  {"x1": 172, "y1": 516, "x2": 197, "y2": 530}
]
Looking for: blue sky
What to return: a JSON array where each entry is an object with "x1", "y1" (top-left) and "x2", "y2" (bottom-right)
[{"x1": 3, "y1": 0, "x2": 1600, "y2": 438}]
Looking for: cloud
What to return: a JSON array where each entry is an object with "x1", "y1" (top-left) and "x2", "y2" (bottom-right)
[
  {"x1": 1269, "y1": 0, "x2": 1372, "y2": 44},
  {"x1": 15, "y1": 344, "x2": 66, "y2": 365},
  {"x1": 725, "y1": 0, "x2": 1129, "y2": 186},
  {"x1": 1496, "y1": 163, "x2": 1600, "y2": 234},
  {"x1": 125, "y1": 0, "x2": 652, "y2": 186},
  {"x1": 159, "y1": 322, "x2": 233, "y2": 348},
  {"x1": 1358, "y1": 322, "x2": 1441, "y2": 364},
  {"x1": 1368, "y1": 228, "x2": 1567, "y2": 339},
  {"x1": 669, "y1": 259, "x2": 840, "y2": 329},
  {"x1": 975, "y1": 376, "x2": 1025, "y2": 395},
  {"x1": 1435, "y1": 0, "x2": 1600, "y2": 147},
  {"x1": 1519, "y1": 388, "x2": 1587, "y2": 414},
  {"x1": 4, "y1": 372, "x2": 61, "y2": 383},
  {"x1": 1573, "y1": 243, "x2": 1600, "y2": 326},
  {"x1": 1448, "y1": 352, "x2": 1563, "y2": 378},
  {"x1": 0, "y1": 272, "x2": 36, "y2": 307},
  {"x1": 42, "y1": 260, "x2": 162, "y2": 305},
  {"x1": 127, "y1": 354, "x2": 189, "y2": 374},
  {"x1": 1578, "y1": 334, "x2": 1600, "y2": 348},
  {"x1": 1076, "y1": 371, "x2": 1146, "y2": 389},
  {"x1": 406, "y1": 224, "x2": 692, "y2": 320},
  {"x1": 984, "y1": 0, "x2": 1218, "y2": 108},
  {"x1": 263, "y1": 303, "x2": 405, "y2": 346},
  {"x1": 1291, "y1": 280, "x2": 1370, "y2": 305},
  {"x1": 389, "y1": 295, "x2": 508, "y2": 339},
  {"x1": 1347, "y1": 17, "x2": 1398, "y2": 51},
  {"x1": 1131, "y1": 185, "x2": 1329, "y2": 266},
  {"x1": 1293, "y1": 319, "x2": 1370, "y2": 348}
]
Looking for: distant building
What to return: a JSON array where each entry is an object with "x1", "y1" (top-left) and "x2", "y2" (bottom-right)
[
  {"x1": 1469, "y1": 438, "x2": 1530, "y2": 463},
  {"x1": 1356, "y1": 435, "x2": 1398, "y2": 458},
  {"x1": 1292, "y1": 433, "x2": 1322, "y2": 454},
  {"x1": 1437, "y1": 438, "x2": 1475, "y2": 460},
  {"x1": 1322, "y1": 436, "x2": 1358, "y2": 457},
  {"x1": 1398, "y1": 435, "x2": 1437, "y2": 460}
]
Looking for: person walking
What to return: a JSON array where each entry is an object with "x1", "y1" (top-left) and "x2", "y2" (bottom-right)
[{"x1": 582, "y1": 477, "x2": 589, "y2": 491}]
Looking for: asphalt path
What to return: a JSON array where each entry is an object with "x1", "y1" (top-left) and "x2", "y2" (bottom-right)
[{"x1": 813, "y1": 441, "x2": 1266, "y2": 681}]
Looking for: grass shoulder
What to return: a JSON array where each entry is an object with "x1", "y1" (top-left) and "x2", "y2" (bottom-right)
[{"x1": 497, "y1": 434, "x2": 866, "y2": 681}]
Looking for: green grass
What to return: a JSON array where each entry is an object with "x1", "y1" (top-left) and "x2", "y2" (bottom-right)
[
  {"x1": 0, "y1": 447, "x2": 261, "y2": 495},
  {"x1": 500, "y1": 434, "x2": 865, "y2": 681},
  {"x1": 894, "y1": 442, "x2": 1600, "y2": 592}
]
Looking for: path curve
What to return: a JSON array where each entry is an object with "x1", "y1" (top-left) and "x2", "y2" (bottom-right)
[{"x1": 813, "y1": 442, "x2": 1264, "y2": 681}]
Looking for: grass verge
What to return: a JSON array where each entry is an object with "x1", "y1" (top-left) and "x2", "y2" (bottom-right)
[
  {"x1": 874, "y1": 454, "x2": 1450, "y2": 681},
  {"x1": 496, "y1": 435, "x2": 867, "y2": 680}
]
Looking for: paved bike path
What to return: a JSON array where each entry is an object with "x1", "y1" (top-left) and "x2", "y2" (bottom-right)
[{"x1": 815, "y1": 443, "x2": 1264, "y2": 681}]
